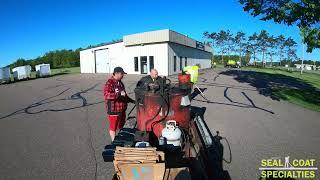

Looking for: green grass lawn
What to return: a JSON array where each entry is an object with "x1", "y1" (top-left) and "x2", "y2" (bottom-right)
[
  {"x1": 242, "y1": 67, "x2": 320, "y2": 111},
  {"x1": 50, "y1": 67, "x2": 80, "y2": 75},
  {"x1": 242, "y1": 67, "x2": 320, "y2": 89},
  {"x1": 29, "y1": 67, "x2": 80, "y2": 78}
]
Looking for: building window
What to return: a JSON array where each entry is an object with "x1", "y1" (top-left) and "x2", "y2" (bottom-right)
[
  {"x1": 180, "y1": 56, "x2": 183, "y2": 71},
  {"x1": 173, "y1": 56, "x2": 177, "y2": 72},
  {"x1": 134, "y1": 57, "x2": 138, "y2": 72},
  {"x1": 149, "y1": 56, "x2": 154, "y2": 71},
  {"x1": 185, "y1": 57, "x2": 187, "y2": 66},
  {"x1": 140, "y1": 56, "x2": 148, "y2": 74}
]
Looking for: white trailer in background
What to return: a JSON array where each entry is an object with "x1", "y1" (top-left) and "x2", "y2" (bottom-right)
[
  {"x1": 35, "y1": 64, "x2": 51, "y2": 77},
  {"x1": 0, "y1": 67, "x2": 11, "y2": 83},
  {"x1": 12, "y1": 65, "x2": 31, "y2": 81}
]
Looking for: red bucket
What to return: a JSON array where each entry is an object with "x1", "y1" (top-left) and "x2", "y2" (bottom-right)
[{"x1": 178, "y1": 74, "x2": 190, "y2": 84}]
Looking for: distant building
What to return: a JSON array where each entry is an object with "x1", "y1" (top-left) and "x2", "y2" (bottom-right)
[
  {"x1": 294, "y1": 64, "x2": 317, "y2": 71},
  {"x1": 80, "y1": 29, "x2": 213, "y2": 76}
]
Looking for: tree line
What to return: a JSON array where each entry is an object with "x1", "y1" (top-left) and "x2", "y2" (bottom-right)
[
  {"x1": 203, "y1": 30, "x2": 300, "y2": 66},
  {"x1": 7, "y1": 39, "x2": 123, "y2": 70},
  {"x1": 239, "y1": 0, "x2": 319, "y2": 53},
  {"x1": 212, "y1": 54, "x2": 320, "y2": 67},
  {"x1": 281, "y1": 59, "x2": 320, "y2": 67},
  {"x1": 8, "y1": 49, "x2": 81, "y2": 71}
]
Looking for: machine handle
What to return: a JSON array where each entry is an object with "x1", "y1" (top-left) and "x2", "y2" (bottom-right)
[{"x1": 126, "y1": 104, "x2": 136, "y2": 120}]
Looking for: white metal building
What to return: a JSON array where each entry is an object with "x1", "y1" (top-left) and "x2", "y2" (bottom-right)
[
  {"x1": 294, "y1": 64, "x2": 317, "y2": 71},
  {"x1": 80, "y1": 29, "x2": 212, "y2": 76}
]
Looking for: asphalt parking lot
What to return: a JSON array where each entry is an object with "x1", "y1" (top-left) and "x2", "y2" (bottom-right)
[{"x1": 0, "y1": 68, "x2": 319, "y2": 180}]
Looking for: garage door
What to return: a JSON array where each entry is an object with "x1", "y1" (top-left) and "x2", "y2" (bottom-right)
[{"x1": 95, "y1": 49, "x2": 109, "y2": 73}]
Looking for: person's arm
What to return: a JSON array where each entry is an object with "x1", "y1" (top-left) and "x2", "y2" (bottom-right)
[
  {"x1": 125, "y1": 95, "x2": 136, "y2": 104},
  {"x1": 104, "y1": 80, "x2": 120, "y2": 100},
  {"x1": 119, "y1": 81, "x2": 135, "y2": 103},
  {"x1": 136, "y1": 77, "x2": 147, "y2": 89}
]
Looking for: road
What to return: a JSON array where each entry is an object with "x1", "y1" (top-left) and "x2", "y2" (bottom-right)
[{"x1": 0, "y1": 68, "x2": 319, "y2": 180}]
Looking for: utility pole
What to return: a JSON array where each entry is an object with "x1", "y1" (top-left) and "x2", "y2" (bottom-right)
[{"x1": 301, "y1": 38, "x2": 304, "y2": 74}]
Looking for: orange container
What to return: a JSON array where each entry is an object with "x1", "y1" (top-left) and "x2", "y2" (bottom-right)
[{"x1": 178, "y1": 74, "x2": 190, "y2": 84}]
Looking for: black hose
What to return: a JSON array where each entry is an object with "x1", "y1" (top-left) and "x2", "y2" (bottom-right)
[
  {"x1": 144, "y1": 98, "x2": 164, "y2": 129},
  {"x1": 126, "y1": 104, "x2": 136, "y2": 120},
  {"x1": 179, "y1": 127, "x2": 188, "y2": 149},
  {"x1": 150, "y1": 77, "x2": 171, "y2": 131},
  {"x1": 143, "y1": 76, "x2": 172, "y2": 131},
  {"x1": 151, "y1": 92, "x2": 170, "y2": 131},
  {"x1": 166, "y1": 78, "x2": 171, "y2": 85}
]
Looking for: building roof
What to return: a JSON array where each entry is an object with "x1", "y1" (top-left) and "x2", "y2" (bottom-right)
[
  {"x1": 81, "y1": 39, "x2": 123, "y2": 51},
  {"x1": 81, "y1": 29, "x2": 212, "y2": 53},
  {"x1": 123, "y1": 29, "x2": 212, "y2": 52}
]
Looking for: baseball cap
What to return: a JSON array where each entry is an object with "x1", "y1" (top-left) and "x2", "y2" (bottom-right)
[{"x1": 113, "y1": 67, "x2": 127, "y2": 74}]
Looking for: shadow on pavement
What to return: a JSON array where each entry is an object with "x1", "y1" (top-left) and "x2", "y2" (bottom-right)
[
  {"x1": 220, "y1": 70, "x2": 320, "y2": 106},
  {"x1": 190, "y1": 87, "x2": 207, "y2": 100},
  {"x1": 191, "y1": 87, "x2": 274, "y2": 114},
  {"x1": 190, "y1": 106, "x2": 232, "y2": 180}
]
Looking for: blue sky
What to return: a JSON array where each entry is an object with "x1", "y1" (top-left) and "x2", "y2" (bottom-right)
[{"x1": 0, "y1": 0, "x2": 319, "y2": 67}]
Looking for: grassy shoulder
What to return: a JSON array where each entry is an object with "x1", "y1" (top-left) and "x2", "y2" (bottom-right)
[
  {"x1": 242, "y1": 67, "x2": 320, "y2": 111},
  {"x1": 50, "y1": 67, "x2": 80, "y2": 75},
  {"x1": 29, "y1": 67, "x2": 80, "y2": 78},
  {"x1": 242, "y1": 67, "x2": 320, "y2": 89}
]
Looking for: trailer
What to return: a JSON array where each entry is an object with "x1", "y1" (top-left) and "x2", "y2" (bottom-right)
[
  {"x1": 35, "y1": 64, "x2": 51, "y2": 77},
  {"x1": 12, "y1": 65, "x2": 31, "y2": 81},
  {"x1": 102, "y1": 74, "x2": 230, "y2": 179},
  {"x1": 0, "y1": 67, "x2": 11, "y2": 84}
]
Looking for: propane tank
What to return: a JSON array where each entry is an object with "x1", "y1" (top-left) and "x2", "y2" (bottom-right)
[{"x1": 161, "y1": 120, "x2": 182, "y2": 146}]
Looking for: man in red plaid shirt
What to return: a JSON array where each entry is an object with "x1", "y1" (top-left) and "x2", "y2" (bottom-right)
[{"x1": 104, "y1": 67, "x2": 135, "y2": 141}]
